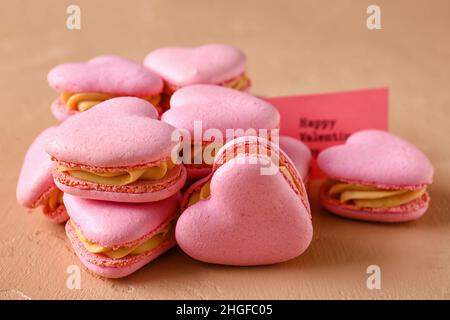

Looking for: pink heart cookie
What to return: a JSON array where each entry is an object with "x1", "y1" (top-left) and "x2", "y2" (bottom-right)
[
  {"x1": 162, "y1": 84, "x2": 280, "y2": 179},
  {"x1": 317, "y1": 130, "x2": 434, "y2": 223},
  {"x1": 176, "y1": 137, "x2": 312, "y2": 266},
  {"x1": 16, "y1": 126, "x2": 68, "y2": 223},
  {"x1": 46, "y1": 97, "x2": 186, "y2": 203},
  {"x1": 64, "y1": 193, "x2": 179, "y2": 278},
  {"x1": 48, "y1": 55, "x2": 163, "y2": 121},
  {"x1": 144, "y1": 44, "x2": 250, "y2": 111}
]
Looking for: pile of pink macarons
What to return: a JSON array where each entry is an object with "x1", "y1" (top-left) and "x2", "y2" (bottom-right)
[{"x1": 17, "y1": 44, "x2": 433, "y2": 278}]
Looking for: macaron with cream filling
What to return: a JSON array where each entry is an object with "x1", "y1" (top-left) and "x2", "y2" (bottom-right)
[
  {"x1": 46, "y1": 97, "x2": 186, "y2": 203},
  {"x1": 48, "y1": 55, "x2": 164, "y2": 121},
  {"x1": 317, "y1": 130, "x2": 433, "y2": 223},
  {"x1": 176, "y1": 136, "x2": 312, "y2": 266},
  {"x1": 64, "y1": 193, "x2": 178, "y2": 278},
  {"x1": 16, "y1": 126, "x2": 68, "y2": 223},
  {"x1": 144, "y1": 44, "x2": 250, "y2": 110},
  {"x1": 162, "y1": 84, "x2": 280, "y2": 179}
]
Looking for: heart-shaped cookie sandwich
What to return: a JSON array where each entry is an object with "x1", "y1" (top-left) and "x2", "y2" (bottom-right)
[
  {"x1": 16, "y1": 126, "x2": 68, "y2": 223},
  {"x1": 46, "y1": 97, "x2": 186, "y2": 203},
  {"x1": 64, "y1": 193, "x2": 178, "y2": 278},
  {"x1": 144, "y1": 44, "x2": 250, "y2": 109},
  {"x1": 48, "y1": 55, "x2": 163, "y2": 121},
  {"x1": 176, "y1": 136, "x2": 313, "y2": 266},
  {"x1": 317, "y1": 130, "x2": 434, "y2": 223},
  {"x1": 162, "y1": 84, "x2": 280, "y2": 179}
]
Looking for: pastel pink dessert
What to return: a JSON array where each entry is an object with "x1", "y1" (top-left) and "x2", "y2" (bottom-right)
[
  {"x1": 317, "y1": 130, "x2": 434, "y2": 223},
  {"x1": 279, "y1": 136, "x2": 312, "y2": 182},
  {"x1": 16, "y1": 127, "x2": 68, "y2": 223},
  {"x1": 176, "y1": 136, "x2": 312, "y2": 266},
  {"x1": 64, "y1": 193, "x2": 178, "y2": 278},
  {"x1": 162, "y1": 84, "x2": 280, "y2": 179},
  {"x1": 143, "y1": 44, "x2": 251, "y2": 110},
  {"x1": 46, "y1": 97, "x2": 186, "y2": 203},
  {"x1": 48, "y1": 55, "x2": 164, "y2": 121}
]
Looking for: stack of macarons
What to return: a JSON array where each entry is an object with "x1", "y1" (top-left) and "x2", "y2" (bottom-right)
[{"x1": 16, "y1": 43, "x2": 433, "y2": 279}]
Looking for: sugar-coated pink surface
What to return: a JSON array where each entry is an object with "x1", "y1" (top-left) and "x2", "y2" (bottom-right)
[
  {"x1": 54, "y1": 165, "x2": 187, "y2": 203},
  {"x1": 317, "y1": 130, "x2": 434, "y2": 187},
  {"x1": 176, "y1": 154, "x2": 313, "y2": 266},
  {"x1": 46, "y1": 97, "x2": 177, "y2": 167},
  {"x1": 279, "y1": 136, "x2": 312, "y2": 180},
  {"x1": 64, "y1": 193, "x2": 178, "y2": 247},
  {"x1": 16, "y1": 127, "x2": 58, "y2": 208},
  {"x1": 162, "y1": 84, "x2": 280, "y2": 136},
  {"x1": 144, "y1": 44, "x2": 246, "y2": 87},
  {"x1": 66, "y1": 222, "x2": 176, "y2": 278},
  {"x1": 48, "y1": 55, "x2": 163, "y2": 95}
]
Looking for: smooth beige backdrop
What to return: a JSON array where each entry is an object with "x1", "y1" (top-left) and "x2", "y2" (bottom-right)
[{"x1": 1, "y1": 0, "x2": 449, "y2": 299}]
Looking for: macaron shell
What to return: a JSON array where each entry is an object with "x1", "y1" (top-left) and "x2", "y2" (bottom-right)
[
  {"x1": 48, "y1": 55, "x2": 163, "y2": 96},
  {"x1": 46, "y1": 97, "x2": 174, "y2": 168},
  {"x1": 65, "y1": 222, "x2": 176, "y2": 278},
  {"x1": 162, "y1": 84, "x2": 280, "y2": 135},
  {"x1": 43, "y1": 200, "x2": 69, "y2": 224},
  {"x1": 319, "y1": 185, "x2": 430, "y2": 223},
  {"x1": 144, "y1": 44, "x2": 247, "y2": 87},
  {"x1": 64, "y1": 193, "x2": 179, "y2": 246},
  {"x1": 185, "y1": 165, "x2": 212, "y2": 180},
  {"x1": 51, "y1": 98, "x2": 76, "y2": 122},
  {"x1": 279, "y1": 136, "x2": 312, "y2": 180},
  {"x1": 317, "y1": 130, "x2": 434, "y2": 187},
  {"x1": 176, "y1": 155, "x2": 313, "y2": 266},
  {"x1": 17, "y1": 127, "x2": 58, "y2": 208},
  {"x1": 54, "y1": 165, "x2": 186, "y2": 203}
]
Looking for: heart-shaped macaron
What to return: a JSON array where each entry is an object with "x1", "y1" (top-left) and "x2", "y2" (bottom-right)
[
  {"x1": 64, "y1": 193, "x2": 179, "y2": 278},
  {"x1": 317, "y1": 130, "x2": 433, "y2": 222},
  {"x1": 16, "y1": 126, "x2": 68, "y2": 223},
  {"x1": 48, "y1": 55, "x2": 163, "y2": 121},
  {"x1": 47, "y1": 97, "x2": 186, "y2": 203},
  {"x1": 144, "y1": 44, "x2": 249, "y2": 90},
  {"x1": 176, "y1": 137, "x2": 312, "y2": 266},
  {"x1": 162, "y1": 84, "x2": 280, "y2": 179}
]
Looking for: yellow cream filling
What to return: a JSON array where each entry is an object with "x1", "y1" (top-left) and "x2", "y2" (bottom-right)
[
  {"x1": 61, "y1": 92, "x2": 161, "y2": 112},
  {"x1": 224, "y1": 74, "x2": 249, "y2": 90},
  {"x1": 71, "y1": 220, "x2": 173, "y2": 259},
  {"x1": 58, "y1": 160, "x2": 175, "y2": 186},
  {"x1": 328, "y1": 182, "x2": 427, "y2": 209},
  {"x1": 45, "y1": 188, "x2": 64, "y2": 210},
  {"x1": 187, "y1": 165, "x2": 299, "y2": 207}
]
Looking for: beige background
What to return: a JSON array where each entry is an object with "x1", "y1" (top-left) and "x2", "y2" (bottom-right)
[{"x1": 1, "y1": 0, "x2": 449, "y2": 299}]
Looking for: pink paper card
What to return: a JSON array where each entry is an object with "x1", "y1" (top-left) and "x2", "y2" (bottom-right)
[{"x1": 266, "y1": 88, "x2": 389, "y2": 179}]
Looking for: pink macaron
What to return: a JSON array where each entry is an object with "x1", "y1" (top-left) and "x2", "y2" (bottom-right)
[
  {"x1": 16, "y1": 127, "x2": 68, "y2": 223},
  {"x1": 279, "y1": 136, "x2": 312, "y2": 182},
  {"x1": 48, "y1": 55, "x2": 164, "y2": 121},
  {"x1": 64, "y1": 193, "x2": 178, "y2": 278},
  {"x1": 46, "y1": 97, "x2": 186, "y2": 203},
  {"x1": 161, "y1": 84, "x2": 280, "y2": 179},
  {"x1": 144, "y1": 44, "x2": 250, "y2": 110},
  {"x1": 176, "y1": 136, "x2": 312, "y2": 266},
  {"x1": 317, "y1": 130, "x2": 434, "y2": 223}
]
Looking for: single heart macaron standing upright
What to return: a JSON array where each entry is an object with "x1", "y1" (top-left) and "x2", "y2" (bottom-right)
[
  {"x1": 279, "y1": 136, "x2": 312, "y2": 182},
  {"x1": 16, "y1": 127, "x2": 68, "y2": 223},
  {"x1": 64, "y1": 193, "x2": 179, "y2": 278},
  {"x1": 176, "y1": 136, "x2": 313, "y2": 266},
  {"x1": 317, "y1": 130, "x2": 434, "y2": 223},
  {"x1": 161, "y1": 84, "x2": 280, "y2": 179},
  {"x1": 144, "y1": 44, "x2": 251, "y2": 110},
  {"x1": 46, "y1": 97, "x2": 186, "y2": 203},
  {"x1": 48, "y1": 55, "x2": 164, "y2": 121}
]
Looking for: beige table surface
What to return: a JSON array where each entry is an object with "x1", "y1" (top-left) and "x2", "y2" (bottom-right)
[{"x1": 1, "y1": 0, "x2": 449, "y2": 299}]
